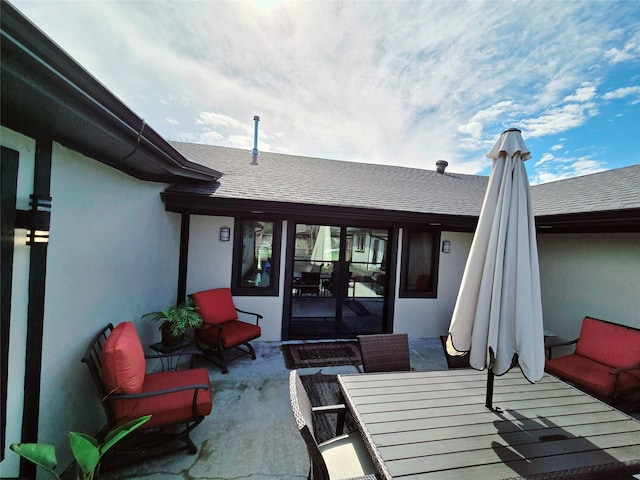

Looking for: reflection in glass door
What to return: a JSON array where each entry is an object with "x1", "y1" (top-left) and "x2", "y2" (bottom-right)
[{"x1": 288, "y1": 223, "x2": 390, "y2": 339}]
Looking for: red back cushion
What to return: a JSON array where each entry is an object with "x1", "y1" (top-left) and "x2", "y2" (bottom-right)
[
  {"x1": 191, "y1": 288, "x2": 237, "y2": 325},
  {"x1": 101, "y1": 321, "x2": 146, "y2": 394},
  {"x1": 576, "y1": 317, "x2": 640, "y2": 368}
]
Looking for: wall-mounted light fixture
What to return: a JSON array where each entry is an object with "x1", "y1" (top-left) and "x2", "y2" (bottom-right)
[
  {"x1": 442, "y1": 240, "x2": 451, "y2": 253},
  {"x1": 15, "y1": 194, "x2": 52, "y2": 246},
  {"x1": 220, "y1": 226, "x2": 231, "y2": 242}
]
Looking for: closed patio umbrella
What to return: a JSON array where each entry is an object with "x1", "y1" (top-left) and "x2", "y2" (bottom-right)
[
  {"x1": 446, "y1": 128, "x2": 545, "y2": 410},
  {"x1": 311, "y1": 225, "x2": 333, "y2": 268}
]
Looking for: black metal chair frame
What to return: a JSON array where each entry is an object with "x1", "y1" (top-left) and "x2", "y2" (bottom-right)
[
  {"x1": 81, "y1": 323, "x2": 210, "y2": 468},
  {"x1": 289, "y1": 370, "x2": 377, "y2": 480},
  {"x1": 194, "y1": 307, "x2": 263, "y2": 374}
]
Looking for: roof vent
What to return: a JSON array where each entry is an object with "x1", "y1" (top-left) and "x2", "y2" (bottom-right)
[
  {"x1": 436, "y1": 160, "x2": 448, "y2": 174},
  {"x1": 251, "y1": 115, "x2": 260, "y2": 165}
]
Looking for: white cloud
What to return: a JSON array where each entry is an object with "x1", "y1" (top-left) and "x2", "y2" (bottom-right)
[
  {"x1": 530, "y1": 155, "x2": 606, "y2": 185},
  {"x1": 602, "y1": 86, "x2": 640, "y2": 100},
  {"x1": 521, "y1": 102, "x2": 599, "y2": 138},
  {"x1": 11, "y1": 0, "x2": 640, "y2": 179},
  {"x1": 605, "y1": 32, "x2": 640, "y2": 64},
  {"x1": 564, "y1": 83, "x2": 596, "y2": 103}
]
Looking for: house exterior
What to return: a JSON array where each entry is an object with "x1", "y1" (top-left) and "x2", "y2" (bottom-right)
[{"x1": 1, "y1": 3, "x2": 639, "y2": 478}]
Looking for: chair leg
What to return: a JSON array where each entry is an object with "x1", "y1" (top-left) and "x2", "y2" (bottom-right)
[
  {"x1": 183, "y1": 435, "x2": 198, "y2": 454},
  {"x1": 244, "y1": 342, "x2": 257, "y2": 360},
  {"x1": 220, "y1": 350, "x2": 229, "y2": 374},
  {"x1": 195, "y1": 339, "x2": 257, "y2": 374}
]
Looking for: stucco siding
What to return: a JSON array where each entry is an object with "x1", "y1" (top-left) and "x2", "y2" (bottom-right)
[
  {"x1": 186, "y1": 216, "x2": 284, "y2": 341},
  {"x1": 538, "y1": 233, "x2": 640, "y2": 342},
  {"x1": 394, "y1": 231, "x2": 473, "y2": 337},
  {"x1": 40, "y1": 144, "x2": 179, "y2": 468},
  {"x1": 0, "y1": 131, "x2": 180, "y2": 476}
]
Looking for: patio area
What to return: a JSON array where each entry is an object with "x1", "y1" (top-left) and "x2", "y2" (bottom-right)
[
  {"x1": 98, "y1": 338, "x2": 448, "y2": 480},
  {"x1": 96, "y1": 338, "x2": 639, "y2": 480}
]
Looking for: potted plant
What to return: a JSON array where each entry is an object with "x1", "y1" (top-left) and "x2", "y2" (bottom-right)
[
  {"x1": 142, "y1": 300, "x2": 202, "y2": 346},
  {"x1": 11, "y1": 415, "x2": 150, "y2": 480}
]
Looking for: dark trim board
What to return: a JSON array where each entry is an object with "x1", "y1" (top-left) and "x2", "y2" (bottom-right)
[
  {"x1": 161, "y1": 193, "x2": 480, "y2": 232},
  {"x1": 1, "y1": 147, "x2": 20, "y2": 461},
  {"x1": 177, "y1": 213, "x2": 190, "y2": 304},
  {"x1": 162, "y1": 190, "x2": 640, "y2": 234},
  {"x1": 536, "y1": 209, "x2": 640, "y2": 233},
  {"x1": 18, "y1": 139, "x2": 52, "y2": 479}
]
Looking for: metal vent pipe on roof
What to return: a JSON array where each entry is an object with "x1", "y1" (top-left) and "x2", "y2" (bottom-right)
[
  {"x1": 436, "y1": 160, "x2": 448, "y2": 174},
  {"x1": 251, "y1": 115, "x2": 260, "y2": 165}
]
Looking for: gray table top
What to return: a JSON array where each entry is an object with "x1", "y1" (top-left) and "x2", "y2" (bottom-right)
[{"x1": 338, "y1": 369, "x2": 640, "y2": 479}]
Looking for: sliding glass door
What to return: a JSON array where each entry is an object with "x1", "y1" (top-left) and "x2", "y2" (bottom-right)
[{"x1": 287, "y1": 223, "x2": 391, "y2": 339}]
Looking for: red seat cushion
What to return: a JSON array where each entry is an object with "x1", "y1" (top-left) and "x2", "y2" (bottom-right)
[
  {"x1": 196, "y1": 320, "x2": 261, "y2": 349},
  {"x1": 576, "y1": 317, "x2": 640, "y2": 368},
  {"x1": 110, "y1": 368, "x2": 213, "y2": 427},
  {"x1": 101, "y1": 321, "x2": 145, "y2": 395},
  {"x1": 545, "y1": 353, "x2": 640, "y2": 397},
  {"x1": 192, "y1": 288, "x2": 238, "y2": 325}
]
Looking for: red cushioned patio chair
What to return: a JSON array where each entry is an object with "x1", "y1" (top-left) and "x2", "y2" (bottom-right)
[
  {"x1": 191, "y1": 287, "x2": 263, "y2": 374},
  {"x1": 82, "y1": 322, "x2": 212, "y2": 466}
]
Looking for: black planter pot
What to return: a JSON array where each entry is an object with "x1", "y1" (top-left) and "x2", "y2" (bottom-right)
[{"x1": 161, "y1": 323, "x2": 184, "y2": 347}]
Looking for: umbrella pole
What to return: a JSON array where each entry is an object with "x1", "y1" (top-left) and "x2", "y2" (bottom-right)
[
  {"x1": 485, "y1": 369, "x2": 494, "y2": 410},
  {"x1": 485, "y1": 348, "x2": 501, "y2": 412}
]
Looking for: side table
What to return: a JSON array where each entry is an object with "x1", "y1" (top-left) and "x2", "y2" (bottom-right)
[{"x1": 149, "y1": 339, "x2": 201, "y2": 371}]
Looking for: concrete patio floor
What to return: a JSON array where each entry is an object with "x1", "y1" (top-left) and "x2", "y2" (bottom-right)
[
  {"x1": 98, "y1": 338, "x2": 447, "y2": 480},
  {"x1": 98, "y1": 338, "x2": 639, "y2": 480}
]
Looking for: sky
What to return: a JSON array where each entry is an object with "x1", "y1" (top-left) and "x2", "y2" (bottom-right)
[{"x1": 12, "y1": 0, "x2": 640, "y2": 184}]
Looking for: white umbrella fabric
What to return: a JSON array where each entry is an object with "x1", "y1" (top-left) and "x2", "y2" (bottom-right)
[
  {"x1": 311, "y1": 225, "x2": 333, "y2": 267},
  {"x1": 446, "y1": 128, "x2": 545, "y2": 410}
]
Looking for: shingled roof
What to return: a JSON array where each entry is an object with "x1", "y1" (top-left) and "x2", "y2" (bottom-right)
[
  {"x1": 164, "y1": 142, "x2": 639, "y2": 232},
  {"x1": 532, "y1": 164, "x2": 640, "y2": 215},
  {"x1": 169, "y1": 142, "x2": 488, "y2": 217}
]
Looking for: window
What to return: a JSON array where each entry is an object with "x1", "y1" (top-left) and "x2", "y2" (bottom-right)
[
  {"x1": 231, "y1": 218, "x2": 281, "y2": 296},
  {"x1": 354, "y1": 233, "x2": 366, "y2": 252},
  {"x1": 399, "y1": 229, "x2": 439, "y2": 298}
]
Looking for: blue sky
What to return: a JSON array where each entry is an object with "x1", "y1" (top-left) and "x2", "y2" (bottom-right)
[{"x1": 13, "y1": 0, "x2": 640, "y2": 184}]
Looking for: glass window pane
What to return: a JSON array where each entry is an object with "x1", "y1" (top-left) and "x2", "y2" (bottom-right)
[
  {"x1": 400, "y1": 229, "x2": 438, "y2": 297},
  {"x1": 406, "y1": 231, "x2": 433, "y2": 291},
  {"x1": 239, "y1": 220, "x2": 273, "y2": 288}
]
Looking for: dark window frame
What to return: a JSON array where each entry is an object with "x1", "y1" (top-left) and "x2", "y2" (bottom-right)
[
  {"x1": 231, "y1": 217, "x2": 281, "y2": 296},
  {"x1": 399, "y1": 228, "x2": 440, "y2": 298}
]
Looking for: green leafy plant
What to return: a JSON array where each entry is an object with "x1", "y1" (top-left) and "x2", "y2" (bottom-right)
[
  {"x1": 10, "y1": 415, "x2": 150, "y2": 480},
  {"x1": 142, "y1": 299, "x2": 202, "y2": 339}
]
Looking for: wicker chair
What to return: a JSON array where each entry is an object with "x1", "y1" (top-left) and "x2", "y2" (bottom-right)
[
  {"x1": 357, "y1": 333, "x2": 411, "y2": 373},
  {"x1": 289, "y1": 370, "x2": 378, "y2": 480}
]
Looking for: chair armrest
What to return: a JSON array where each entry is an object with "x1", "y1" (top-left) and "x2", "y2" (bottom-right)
[
  {"x1": 610, "y1": 364, "x2": 640, "y2": 375},
  {"x1": 312, "y1": 403, "x2": 348, "y2": 435},
  {"x1": 546, "y1": 338, "x2": 578, "y2": 359},
  {"x1": 236, "y1": 308, "x2": 263, "y2": 326},
  {"x1": 312, "y1": 404, "x2": 347, "y2": 415},
  {"x1": 609, "y1": 363, "x2": 640, "y2": 398},
  {"x1": 108, "y1": 383, "x2": 209, "y2": 400},
  {"x1": 145, "y1": 349, "x2": 202, "y2": 360}
]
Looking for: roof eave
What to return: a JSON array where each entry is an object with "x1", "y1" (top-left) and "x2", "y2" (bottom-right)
[
  {"x1": 536, "y1": 209, "x2": 640, "y2": 233},
  {"x1": 0, "y1": 2, "x2": 220, "y2": 184},
  {"x1": 160, "y1": 190, "x2": 479, "y2": 231}
]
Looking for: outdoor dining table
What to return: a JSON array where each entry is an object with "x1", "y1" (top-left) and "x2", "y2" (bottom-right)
[{"x1": 337, "y1": 369, "x2": 640, "y2": 479}]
